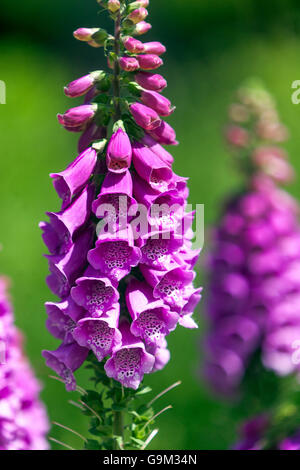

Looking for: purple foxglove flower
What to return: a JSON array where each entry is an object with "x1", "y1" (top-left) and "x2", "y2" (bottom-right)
[
  {"x1": 205, "y1": 182, "x2": 300, "y2": 395},
  {"x1": 57, "y1": 116, "x2": 86, "y2": 132},
  {"x1": 152, "y1": 345, "x2": 171, "y2": 372},
  {"x1": 149, "y1": 120, "x2": 178, "y2": 145},
  {"x1": 64, "y1": 71, "x2": 103, "y2": 98},
  {"x1": 132, "y1": 141, "x2": 173, "y2": 190},
  {"x1": 225, "y1": 125, "x2": 249, "y2": 148},
  {"x1": 279, "y1": 432, "x2": 300, "y2": 450},
  {"x1": 104, "y1": 320, "x2": 155, "y2": 389},
  {"x1": 46, "y1": 225, "x2": 94, "y2": 298},
  {"x1": 39, "y1": 221, "x2": 61, "y2": 256},
  {"x1": 204, "y1": 342, "x2": 245, "y2": 397},
  {"x1": 143, "y1": 42, "x2": 166, "y2": 55},
  {"x1": 106, "y1": 128, "x2": 132, "y2": 173},
  {"x1": 43, "y1": 0, "x2": 201, "y2": 395},
  {"x1": 176, "y1": 244, "x2": 201, "y2": 270},
  {"x1": 148, "y1": 191, "x2": 185, "y2": 234},
  {"x1": 71, "y1": 265, "x2": 120, "y2": 317},
  {"x1": 119, "y1": 57, "x2": 140, "y2": 72},
  {"x1": 132, "y1": 173, "x2": 185, "y2": 235},
  {"x1": 73, "y1": 27, "x2": 99, "y2": 42},
  {"x1": 45, "y1": 185, "x2": 95, "y2": 254},
  {"x1": 137, "y1": 54, "x2": 163, "y2": 71},
  {"x1": 135, "y1": 71, "x2": 167, "y2": 92},
  {"x1": 233, "y1": 415, "x2": 300, "y2": 450},
  {"x1": 178, "y1": 314, "x2": 198, "y2": 329},
  {"x1": 78, "y1": 123, "x2": 105, "y2": 153},
  {"x1": 58, "y1": 104, "x2": 97, "y2": 129},
  {"x1": 126, "y1": 280, "x2": 179, "y2": 348},
  {"x1": 141, "y1": 134, "x2": 173, "y2": 166},
  {"x1": 73, "y1": 304, "x2": 122, "y2": 361},
  {"x1": 123, "y1": 36, "x2": 145, "y2": 54},
  {"x1": 138, "y1": 235, "x2": 183, "y2": 271},
  {"x1": 141, "y1": 90, "x2": 174, "y2": 117},
  {"x1": 130, "y1": 102, "x2": 161, "y2": 130},
  {"x1": 88, "y1": 227, "x2": 141, "y2": 283},
  {"x1": 252, "y1": 146, "x2": 295, "y2": 183},
  {"x1": 133, "y1": 21, "x2": 152, "y2": 35},
  {"x1": 43, "y1": 341, "x2": 89, "y2": 391},
  {"x1": 233, "y1": 416, "x2": 269, "y2": 450},
  {"x1": 45, "y1": 296, "x2": 85, "y2": 343},
  {"x1": 171, "y1": 174, "x2": 189, "y2": 199},
  {"x1": 141, "y1": 264, "x2": 195, "y2": 314},
  {"x1": 92, "y1": 170, "x2": 137, "y2": 224},
  {"x1": 208, "y1": 316, "x2": 260, "y2": 365},
  {"x1": 127, "y1": 7, "x2": 148, "y2": 24},
  {"x1": 181, "y1": 286, "x2": 202, "y2": 317},
  {"x1": 50, "y1": 147, "x2": 97, "y2": 209},
  {"x1": 262, "y1": 325, "x2": 300, "y2": 376},
  {"x1": 84, "y1": 85, "x2": 100, "y2": 103},
  {"x1": 0, "y1": 278, "x2": 49, "y2": 450}
]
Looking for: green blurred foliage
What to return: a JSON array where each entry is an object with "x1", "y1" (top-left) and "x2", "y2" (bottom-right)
[{"x1": 1, "y1": 0, "x2": 300, "y2": 450}]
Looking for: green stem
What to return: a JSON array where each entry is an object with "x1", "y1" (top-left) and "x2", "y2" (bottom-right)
[
  {"x1": 113, "y1": 11, "x2": 121, "y2": 121},
  {"x1": 113, "y1": 410, "x2": 124, "y2": 449}
]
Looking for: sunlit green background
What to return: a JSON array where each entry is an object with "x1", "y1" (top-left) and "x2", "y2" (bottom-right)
[{"x1": 1, "y1": 0, "x2": 300, "y2": 450}]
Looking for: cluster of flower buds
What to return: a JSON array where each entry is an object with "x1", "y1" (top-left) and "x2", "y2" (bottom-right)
[
  {"x1": 225, "y1": 82, "x2": 292, "y2": 183},
  {"x1": 234, "y1": 415, "x2": 300, "y2": 450},
  {"x1": 42, "y1": 0, "x2": 201, "y2": 391},
  {"x1": 0, "y1": 277, "x2": 49, "y2": 450},
  {"x1": 204, "y1": 84, "x2": 300, "y2": 396}
]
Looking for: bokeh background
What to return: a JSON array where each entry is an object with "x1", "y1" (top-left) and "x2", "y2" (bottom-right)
[{"x1": 1, "y1": 0, "x2": 300, "y2": 450}]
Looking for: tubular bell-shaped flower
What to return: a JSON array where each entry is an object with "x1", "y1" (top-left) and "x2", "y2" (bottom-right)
[
  {"x1": 41, "y1": 4, "x2": 201, "y2": 447},
  {"x1": 204, "y1": 82, "x2": 300, "y2": 398},
  {"x1": 0, "y1": 277, "x2": 49, "y2": 449}
]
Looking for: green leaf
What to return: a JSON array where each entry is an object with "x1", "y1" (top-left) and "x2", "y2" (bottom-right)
[
  {"x1": 130, "y1": 437, "x2": 145, "y2": 448},
  {"x1": 84, "y1": 439, "x2": 101, "y2": 450},
  {"x1": 89, "y1": 425, "x2": 112, "y2": 437}
]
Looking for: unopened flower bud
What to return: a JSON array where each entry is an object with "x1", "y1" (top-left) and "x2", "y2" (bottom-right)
[
  {"x1": 73, "y1": 28, "x2": 100, "y2": 42},
  {"x1": 143, "y1": 42, "x2": 166, "y2": 56},
  {"x1": 87, "y1": 40, "x2": 102, "y2": 48},
  {"x1": 64, "y1": 71, "x2": 105, "y2": 98},
  {"x1": 137, "y1": 54, "x2": 163, "y2": 71},
  {"x1": 123, "y1": 36, "x2": 145, "y2": 54},
  {"x1": 120, "y1": 56, "x2": 140, "y2": 72},
  {"x1": 107, "y1": 0, "x2": 120, "y2": 12},
  {"x1": 127, "y1": 8, "x2": 148, "y2": 24},
  {"x1": 135, "y1": 72, "x2": 167, "y2": 92},
  {"x1": 252, "y1": 146, "x2": 295, "y2": 183},
  {"x1": 225, "y1": 125, "x2": 249, "y2": 148},
  {"x1": 130, "y1": 102, "x2": 161, "y2": 131},
  {"x1": 128, "y1": 1, "x2": 149, "y2": 11},
  {"x1": 133, "y1": 21, "x2": 152, "y2": 36},
  {"x1": 256, "y1": 120, "x2": 288, "y2": 143},
  {"x1": 57, "y1": 104, "x2": 97, "y2": 129},
  {"x1": 106, "y1": 123, "x2": 132, "y2": 173},
  {"x1": 141, "y1": 90, "x2": 175, "y2": 117},
  {"x1": 149, "y1": 120, "x2": 178, "y2": 145}
]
